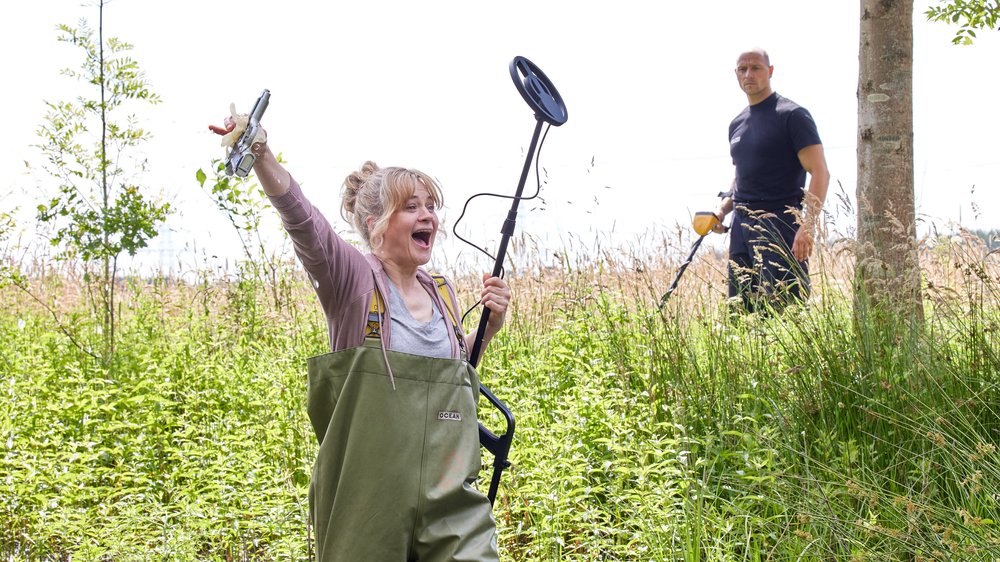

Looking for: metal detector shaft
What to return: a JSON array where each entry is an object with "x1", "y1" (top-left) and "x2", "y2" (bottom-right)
[
  {"x1": 469, "y1": 116, "x2": 545, "y2": 367},
  {"x1": 469, "y1": 117, "x2": 544, "y2": 506},
  {"x1": 659, "y1": 234, "x2": 707, "y2": 308}
]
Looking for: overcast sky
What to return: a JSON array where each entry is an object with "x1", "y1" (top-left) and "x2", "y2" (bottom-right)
[{"x1": 2, "y1": 1, "x2": 998, "y2": 274}]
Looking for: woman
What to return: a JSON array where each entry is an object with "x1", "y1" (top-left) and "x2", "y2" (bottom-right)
[{"x1": 211, "y1": 116, "x2": 510, "y2": 561}]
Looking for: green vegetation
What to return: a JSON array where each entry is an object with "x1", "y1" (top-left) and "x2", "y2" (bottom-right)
[
  {"x1": 2, "y1": 231, "x2": 998, "y2": 561},
  {"x1": 926, "y1": 0, "x2": 1000, "y2": 45},
  {"x1": 32, "y1": 4, "x2": 170, "y2": 363}
]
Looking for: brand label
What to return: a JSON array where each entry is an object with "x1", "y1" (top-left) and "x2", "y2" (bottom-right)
[{"x1": 437, "y1": 411, "x2": 462, "y2": 421}]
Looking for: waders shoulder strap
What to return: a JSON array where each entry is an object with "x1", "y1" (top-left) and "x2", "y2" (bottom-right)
[
  {"x1": 431, "y1": 274, "x2": 467, "y2": 352},
  {"x1": 431, "y1": 275, "x2": 460, "y2": 330},
  {"x1": 365, "y1": 287, "x2": 386, "y2": 339}
]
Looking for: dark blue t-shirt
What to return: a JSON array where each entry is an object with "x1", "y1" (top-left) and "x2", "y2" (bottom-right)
[{"x1": 728, "y1": 92, "x2": 821, "y2": 206}]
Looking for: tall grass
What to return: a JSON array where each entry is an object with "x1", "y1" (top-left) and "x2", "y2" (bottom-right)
[{"x1": 2, "y1": 228, "x2": 999, "y2": 560}]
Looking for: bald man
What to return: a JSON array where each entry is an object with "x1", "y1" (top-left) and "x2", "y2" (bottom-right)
[{"x1": 713, "y1": 48, "x2": 830, "y2": 313}]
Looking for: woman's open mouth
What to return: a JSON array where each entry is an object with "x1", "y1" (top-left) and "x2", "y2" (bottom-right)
[{"x1": 412, "y1": 230, "x2": 433, "y2": 248}]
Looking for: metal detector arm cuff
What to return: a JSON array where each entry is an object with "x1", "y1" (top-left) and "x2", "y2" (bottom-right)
[{"x1": 478, "y1": 383, "x2": 515, "y2": 505}]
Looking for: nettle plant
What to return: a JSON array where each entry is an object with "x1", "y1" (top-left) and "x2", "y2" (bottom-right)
[{"x1": 34, "y1": 2, "x2": 170, "y2": 362}]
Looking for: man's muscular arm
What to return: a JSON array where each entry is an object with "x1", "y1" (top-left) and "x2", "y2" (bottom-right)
[{"x1": 791, "y1": 143, "x2": 830, "y2": 261}]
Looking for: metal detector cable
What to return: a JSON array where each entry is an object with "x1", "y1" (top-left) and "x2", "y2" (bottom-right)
[{"x1": 451, "y1": 123, "x2": 552, "y2": 324}]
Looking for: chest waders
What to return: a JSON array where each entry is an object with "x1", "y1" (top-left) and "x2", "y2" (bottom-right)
[{"x1": 306, "y1": 282, "x2": 499, "y2": 561}]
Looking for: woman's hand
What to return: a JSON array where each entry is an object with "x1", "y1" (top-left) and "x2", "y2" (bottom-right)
[
  {"x1": 464, "y1": 274, "x2": 511, "y2": 358},
  {"x1": 208, "y1": 104, "x2": 267, "y2": 148},
  {"x1": 208, "y1": 104, "x2": 245, "y2": 147},
  {"x1": 207, "y1": 117, "x2": 235, "y2": 137},
  {"x1": 480, "y1": 274, "x2": 511, "y2": 334},
  {"x1": 208, "y1": 108, "x2": 286, "y2": 196}
]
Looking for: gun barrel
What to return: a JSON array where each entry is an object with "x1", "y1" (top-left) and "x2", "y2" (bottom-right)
[{"x1": 250, "y1": 89, "x2": 270, "y2": 124}]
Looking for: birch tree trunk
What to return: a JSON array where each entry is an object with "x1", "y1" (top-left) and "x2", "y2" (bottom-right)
[{"x1": 856, "y1": 0, "x2": 924, "y2": 327}]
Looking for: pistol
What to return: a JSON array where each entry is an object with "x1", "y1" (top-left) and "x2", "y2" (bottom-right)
[{"x1": 225, "y1": 89, "x2": 270, "y2": 177}]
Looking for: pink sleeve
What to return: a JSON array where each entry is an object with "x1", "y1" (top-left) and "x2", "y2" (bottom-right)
[{"x1": 268, "y1": 178, "x2": 373, "y2": 328}]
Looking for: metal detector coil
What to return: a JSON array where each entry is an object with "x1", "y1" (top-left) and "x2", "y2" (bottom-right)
[{"x1": 510, "y1": 56, "x2": 568, "y2": 127}]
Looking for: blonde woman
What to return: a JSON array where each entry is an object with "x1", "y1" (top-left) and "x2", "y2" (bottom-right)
[{"x1": 211, "y1": 116, "x2": 509, "y2": 561}]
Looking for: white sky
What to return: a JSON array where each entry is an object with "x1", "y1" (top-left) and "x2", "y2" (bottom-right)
[{"x1": 2, "y1": 1, "x2": 998, "y2": 274}]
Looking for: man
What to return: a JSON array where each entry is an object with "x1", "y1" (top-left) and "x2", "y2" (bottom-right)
[{"x1": 713, "y1": 48, "x2": 830, "y2": 313}]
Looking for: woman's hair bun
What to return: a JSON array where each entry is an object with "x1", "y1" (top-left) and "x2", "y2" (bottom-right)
[{"x1": 343, "y1": 161, "x2": 380, "y2": 214}]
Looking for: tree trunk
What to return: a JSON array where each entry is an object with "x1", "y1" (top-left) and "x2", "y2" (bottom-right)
[{"x1": 856, "y1": 0, "x2": 924, "y2": 328}]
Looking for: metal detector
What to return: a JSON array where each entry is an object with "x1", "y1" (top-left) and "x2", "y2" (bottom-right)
[
  {"x1": 472, "y1": 56, "x2": 568, "y2": 505},
  {"x1": 658, "y1": 209, "x2": 727, "y2": 308}
]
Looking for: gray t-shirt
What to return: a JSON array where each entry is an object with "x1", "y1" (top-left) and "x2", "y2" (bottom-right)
[{"x1": 386, "y1": 280, "x2": 453, "y2": 359}]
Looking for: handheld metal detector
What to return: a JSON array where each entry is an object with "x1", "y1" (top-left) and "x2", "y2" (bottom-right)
[
  {"x1": 658, "y1": 211, "x2": 725, "y2": 308},
  {"x1": 473, "y1": 56, "x2": 567, "y2": 505}
]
